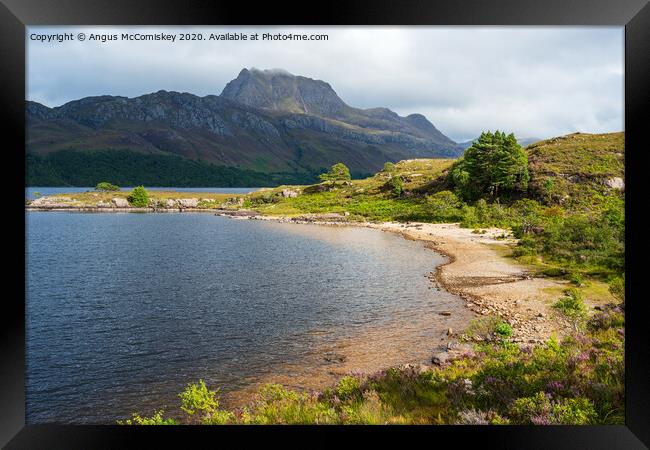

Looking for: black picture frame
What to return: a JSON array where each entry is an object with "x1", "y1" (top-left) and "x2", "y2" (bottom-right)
[{"x1": 2, "y1": 0, "x2": 648, "y2": 447}]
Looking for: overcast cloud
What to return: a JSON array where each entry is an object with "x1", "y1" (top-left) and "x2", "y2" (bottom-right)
[{"x1": 27, "y1": 26, "x2": 623, "y2": 142}]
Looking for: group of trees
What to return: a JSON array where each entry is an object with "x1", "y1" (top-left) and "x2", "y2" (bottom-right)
[
  {"x1": 320, "y1": 131, "x2": 529, "y2": 202},
  {"x1": 94, "y1": 181, "x2": 149, "y2": 207},
  {"x1": 319, "y1": 163, "x2": 351, "y2": 182}
]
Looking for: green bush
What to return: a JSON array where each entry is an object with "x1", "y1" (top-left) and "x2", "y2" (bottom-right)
[
  {"x1": 509, "y1": 392, "x2": 597, "y2": 425},
  {"x1": 494, "y1": 321, "x2": 513, "y2": 339},
  {"x1": 118, "y1": 410, "x2": 178, "y2": 425},
  {"x1": 608, "y1": 275, "x2": 624, "y2": 305},
  {"x1": 127, "y1": 186, "x2": 149, "y2": 207},
  {"x1": 382, "y1": 162, "x2": 396, "y2": 173},
  {"x1": 319, "y1": 163, "x2": 351, "y2": 183},
  {"x1": 426, "y1": 191, "x2": 463, "y2": 222},
  {"x1": 179, "y1": 379, "x2": 234, "y2": 424},
  {"x1": 568, "y1": 272, "x2": 584, "y2": 286},
  {"x1": 95, "y1": 181, "x2": 120, "y2": 191},
  {"x1": 335, "y1": 376, "x2": 362, "y2": 402},
  {"x1": 388, "y1": 175, "x2": 404, "y2": 197},
  {"x1": 553, "y1": 289, "x2": 587, "y2": 331}
]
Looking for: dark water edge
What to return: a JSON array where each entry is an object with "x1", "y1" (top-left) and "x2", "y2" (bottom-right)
[
  {"x1": 26, "y1": 212, "x2": 473, "y2": 424},
  {"x1": 25, "y1": 186, "x2": 262, "y2": 200}
]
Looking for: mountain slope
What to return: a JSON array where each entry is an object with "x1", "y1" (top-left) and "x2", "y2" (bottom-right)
[{"x1": 27, "y1": 69, "x2": 463, "y2": 186}]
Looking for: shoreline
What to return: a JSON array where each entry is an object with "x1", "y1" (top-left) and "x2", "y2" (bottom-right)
[{"x1": 26, "y1": 205, "x2": 570, "y2": 344}]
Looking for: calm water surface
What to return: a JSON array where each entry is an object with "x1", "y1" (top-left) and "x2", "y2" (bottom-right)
[{"x1": 26, "y1": 212, "x2": 472, "y2": 423}]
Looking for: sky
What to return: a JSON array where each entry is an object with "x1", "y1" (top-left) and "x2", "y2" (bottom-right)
[{"x1": 27, "y1": 26, "x2": 624, "y2": 143}]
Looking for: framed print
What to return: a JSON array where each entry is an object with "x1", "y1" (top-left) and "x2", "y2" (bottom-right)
[{"x1": 1, "y1": 0, "x2": 649, "y2": 448}]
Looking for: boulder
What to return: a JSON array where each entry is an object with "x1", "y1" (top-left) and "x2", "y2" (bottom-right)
[
  {"x1": 323, "y1": 352, "x2": 347, "y2": 363},
  {"x1": 111, "y1": 197, "x2": 129, "y2": 208},
  {"x1": 29, "y1": 196, "x2": 70, "y2": 208},
  {"x1": 281, "y1": 189, "x2": 300, "y2": 198},
  {"x1": 165, "y1": 199, "x2": 178, "y2": 208},
  {"x1": 177, "y1": 198, "x2": 199, "y2": 208},
  {"x1": 604, "y1": 177, "x2": 624, "y2": 191},
  {"x1": 431, "y1": 352, "x2": 449, "y2": 366}
]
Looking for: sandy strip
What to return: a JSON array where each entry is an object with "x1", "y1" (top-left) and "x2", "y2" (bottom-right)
[{"x1": 369, "y1": 222, "x2": 570, "y2": 344}]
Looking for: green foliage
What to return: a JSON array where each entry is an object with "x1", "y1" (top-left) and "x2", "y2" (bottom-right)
[
  {"x1": 127, "y1": 186, "x2": 149, "y2": 207},
  {"x1": 425, "y1": 190, "x2": 463, "y2": 222},
  {"x1": 95, "y1": 181, "x2": 120, "y2": 191},
  {"x1": 494, "y1": 321, "x2": 513, "y2": 339},
  {"x1": 179, "y1": 379, "x2": 219, "y2": 417},
  {"x1": 387, "y1": 175, "x2": 404, "y2": 197},
  {"x1": 509, "y1": 392, "x2": 597, "y2": 425},
  {"x1": 335, "y1": 376, "x2": 363, "y2": 402},
  {"x1": 178, "y1": 379, "x2": 235, "y2": 424},
  {"x1": 117, "y1": 410, "x2": 178, "y2": 425},
  {"x1": 553, "y1": 289, "x2": 587, "y2": 331},
  {"x1": 450, "y1": 131, "x2": 529, "y2": 201},
  {"x1": 382, "y1": 162, "x2": 396, "y2": 173},
  {"x1": 608, "y1": 275, "x2": 624, "y2": 304},
  {"x1": 569, "y1": 272, "x2": 584, "y2": 286},
  {"x1": 319, "y1": 163, "x2": 352, "y2": 182},
  {"x1": 251, "y1": 384, "x2": 338, "y2": 425}
]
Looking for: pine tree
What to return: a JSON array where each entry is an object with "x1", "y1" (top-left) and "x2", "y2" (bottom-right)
[{"x1": 450, "y1": 131, "x2": 529, "y2": 201}]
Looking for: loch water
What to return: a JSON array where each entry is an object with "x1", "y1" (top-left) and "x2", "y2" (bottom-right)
[{"x1": 26, "y1": 211, "x2": 473, "y2": 423}]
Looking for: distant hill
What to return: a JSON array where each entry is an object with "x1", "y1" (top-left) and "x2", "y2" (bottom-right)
[
  {"x1": 458, "y1": 136, "x2": 543, "y2": 150},
  {"x1": 26, "y1": 68, "x2": 464, "y2": 186}
]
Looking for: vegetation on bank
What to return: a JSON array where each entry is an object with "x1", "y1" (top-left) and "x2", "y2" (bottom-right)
[
  {"x1": 95, "y1": 181, "x2": 120, "y2": 192},
  {"x1": 119, "y1": 297, "x2": 624, "y2": 425}
]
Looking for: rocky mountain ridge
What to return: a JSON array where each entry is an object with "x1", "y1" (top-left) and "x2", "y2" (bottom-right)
[{"x1": 27, "y1": 68, "x2": 464, "y2": 186}]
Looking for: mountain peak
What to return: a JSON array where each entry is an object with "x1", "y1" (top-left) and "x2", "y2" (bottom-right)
[{"x1": 221, "y1": 67, "x2": 348, "y2": 116}]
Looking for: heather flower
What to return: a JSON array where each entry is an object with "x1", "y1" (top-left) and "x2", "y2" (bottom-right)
[{"x1": 531, "y1": 414, "x2": 551, "y2": 425}]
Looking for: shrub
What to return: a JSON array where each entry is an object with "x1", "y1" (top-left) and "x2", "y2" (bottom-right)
[
  {"x1": 553, "y1": 289, "x2": 587, "y2": 331},
  {"x1": 509, "y1": 392, "x2": 597, "y2": 425},
  {"x1": 608, "y1": 275, "x2": 624, "y2": 305},
  {"x1": 319, "y1": 163, "x2": 351, "y2": 182},
  {"x1": 569, "y1": 272, "x2": 584, "y2": 286},
  {"x1": 387, "y1": 175, "x2": 404, "y2": 197},
  {"x1": 426, "y1": 191, "x2": 463, "y2": 222},
  {"x1": 494, "y1": 321, "x2": 513, "y2": 340},
  {"x1": 95, "y1": 181, "x2": 120, "y2": 192},
  {"x1": 127, "y1": 186, "x2": 149, "y2": 207},
  {"x1": 178, "y1": 379, "x2": 232, "y2": 424},
  {"x1": 117, "y1": 410, "x2": 178, "y2": 425},
  {"x1": 335, "y1": 376, "x2": 363, "y2": 402},
  {"x1": 382, "y1": 162, "x2": 396, "y2": 173}
]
